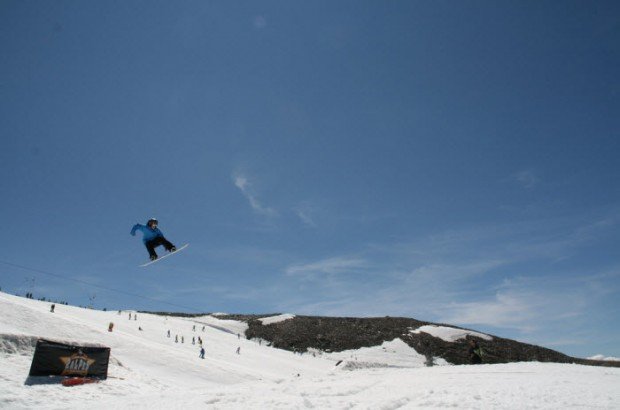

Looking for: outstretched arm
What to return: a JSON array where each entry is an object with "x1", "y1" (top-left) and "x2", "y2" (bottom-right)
[{"x1": 130, "y1": 224, "x2": 143, "y2": 236}]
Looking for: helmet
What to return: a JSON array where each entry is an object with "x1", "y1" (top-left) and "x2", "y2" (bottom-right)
[{"x1": 147, "y1": 218, "x2": 158, "y2": 227}]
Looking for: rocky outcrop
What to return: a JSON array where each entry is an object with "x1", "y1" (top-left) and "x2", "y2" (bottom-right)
[{"x1": 240, "y1": 315, "x2": 620, "y2": 368}]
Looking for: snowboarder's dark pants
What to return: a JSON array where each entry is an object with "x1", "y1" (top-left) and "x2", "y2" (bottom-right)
[{"x1": 145, "y1": 237, "x2": 175, "y2": 258}]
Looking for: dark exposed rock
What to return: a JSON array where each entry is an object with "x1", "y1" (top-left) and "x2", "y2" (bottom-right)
[{"x1": 246, "y1": 316, "x2": 427, "y2": 353}]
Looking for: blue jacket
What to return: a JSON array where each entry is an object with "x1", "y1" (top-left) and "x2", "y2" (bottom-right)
[{"x1": 131, "y1": 224, "x2": 164, "y2": 243}]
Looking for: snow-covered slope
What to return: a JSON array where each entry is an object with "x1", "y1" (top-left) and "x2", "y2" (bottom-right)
[{"x1": 1, "y1": 291, "x2": 619, "y2": 409}]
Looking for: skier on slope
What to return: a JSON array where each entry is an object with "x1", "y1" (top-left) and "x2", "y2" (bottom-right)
[{"x1": 131, "y1": 218, "x2": 176, "y2": 261}]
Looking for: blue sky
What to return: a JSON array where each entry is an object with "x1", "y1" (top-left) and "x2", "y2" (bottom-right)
[{"x1": 1, "y1": 1, "x2": 619, "y2": 358}]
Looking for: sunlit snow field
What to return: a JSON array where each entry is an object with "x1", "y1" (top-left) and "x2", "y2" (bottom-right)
[{"x1": 1, "y1": 292, "x2": 618, "y2": 409}]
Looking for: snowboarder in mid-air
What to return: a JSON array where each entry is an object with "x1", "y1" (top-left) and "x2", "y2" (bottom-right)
[{"x1": 131, "y1": 218, "x2": 176, "y2": 261}]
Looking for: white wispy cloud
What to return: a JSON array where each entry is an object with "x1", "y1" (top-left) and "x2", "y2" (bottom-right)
[
  {"x1": 295, "y1": 202, "x2": 317, "y2": 227},
  {"x1": 436, "y1": 272, "x2": 597, "y2": 337},
  {"x1": 233, "y1": 173, "x2": 278, "y2": 217},
  {"x1": 406, "y1": 259, "x2": 506, "y2": 283},
  {"x1": 513, "y1": 169, "x2": 540, "y2": 189},
  {"x1": 286, "y1": 256, "x2": 368, "y2": 277},
  {"x1": 253, "y1": 15, "x2": 267, "y2": 29},
  {"x1": 438, "y1": 292, "x2": 540, "y2": 332}
]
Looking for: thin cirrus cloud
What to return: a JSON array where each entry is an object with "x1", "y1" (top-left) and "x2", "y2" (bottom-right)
[
  {"x1": 233, "y1": 173, "x2": 278, "y2": 217},
  {"x1": 513, "y1": 170, "x2": 540, "y2": 189},
  {"x1": 437, "y1": 291, "x2": 541, "y2": 332},
  {"x1": 286, "y1": 256, "x2": 368, "y2": 278},
  {"x1": 232, "y1": 173, "x2": 319, "y2": 226},
  {"x1": 435, "y1": 274, "x2": 593, "y2": 339},
  {"x1": 295, "y1": 202, "x2": 318, "y2": 227}
]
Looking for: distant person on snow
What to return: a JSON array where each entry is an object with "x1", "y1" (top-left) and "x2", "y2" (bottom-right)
[
  {"x1": 467, "y1": 339, "x2": 482, "y2": 364},
  {"x1": 131, "y1": 218, "x2": 176, "y2": 261}
]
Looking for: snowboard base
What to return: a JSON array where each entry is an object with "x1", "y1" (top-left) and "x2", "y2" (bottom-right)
[{"x1": 139, "y1": 244, "x2": 189, "y2": 267}]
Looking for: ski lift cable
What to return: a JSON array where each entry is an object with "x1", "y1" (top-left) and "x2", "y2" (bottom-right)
[{"x1": 0, "y1": 259, "x2": 202, "y2": 313}]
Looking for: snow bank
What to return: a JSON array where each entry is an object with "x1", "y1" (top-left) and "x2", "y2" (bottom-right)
[
  {"x1": 0, "y1": 333, "x2": 39, "y2": 355},
  {"x1": 588, "y1": 354, "x2": 620, "y2": 362},
  {"x1": 258, "y1": 314, "x2": 295, "y2": 325},
  {"x1": 410, "y1": 325, "x2": 493, "y2": 342},
  {"x1": 325, "y1": 338, "x2": 449, "y2": 369},
  {"x1": 190, "y1": 315, "x2": 249, "y2": 336}
]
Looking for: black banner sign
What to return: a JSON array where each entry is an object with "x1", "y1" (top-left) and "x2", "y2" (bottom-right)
[{"x1": 29, "y1": 339, "x2": 110, "y2": 379}]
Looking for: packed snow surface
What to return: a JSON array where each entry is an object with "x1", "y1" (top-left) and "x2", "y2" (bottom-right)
[
  {"x1": 1, "y1": 292, "x2": 619, "y2": 409},
  {"x1": 411, "y1": 324, "x2": 493, "y2": 342}
]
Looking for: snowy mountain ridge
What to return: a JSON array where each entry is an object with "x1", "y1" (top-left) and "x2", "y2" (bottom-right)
[{"x1": 215, "y1": 313, "x2": 620, "y2": 368}]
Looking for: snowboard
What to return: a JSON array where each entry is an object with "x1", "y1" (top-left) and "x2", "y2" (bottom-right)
[{"x1": 139, "y1": 243, "x2": 189, "y2": 267}]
